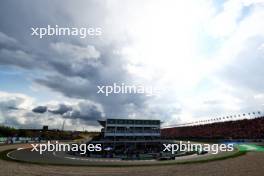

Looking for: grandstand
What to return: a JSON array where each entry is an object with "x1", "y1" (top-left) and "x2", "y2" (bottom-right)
[
  {"x1": 89, "y1": 118, "x2": 162, "y2": 158},
  {"x1": 161, "y1": 116, "x2": 264, "y2": 140}
]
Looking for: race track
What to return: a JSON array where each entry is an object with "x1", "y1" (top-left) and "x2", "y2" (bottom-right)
[
  {"x1": 4, "y1": 142, "x2": 240, "y2": 166},
  {"x1": 1, "y1": 143, "x2": 264, "y2": 176}
]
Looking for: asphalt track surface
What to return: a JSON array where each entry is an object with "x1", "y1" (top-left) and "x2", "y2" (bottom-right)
[
  {"x1": 1, "y1": 143, "x2": 264, "y2": 176},
  {"x1": 5, "y1": 142, "x2": 239, "y2": 166}
]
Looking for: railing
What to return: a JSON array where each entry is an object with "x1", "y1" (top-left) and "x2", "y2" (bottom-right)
[{"x1": 105, "y1": 130, "x2": 160, "y2": 133}]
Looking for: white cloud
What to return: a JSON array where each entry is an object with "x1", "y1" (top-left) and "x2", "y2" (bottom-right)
[
  {"x1": 208, "y1": 1, "x2": 244, "y2": 38},
  {"x1": 0, "y1": 91, "x2": 34, "y2": 125},
  {"x1": 120, "y1": 0, "x2": 264, "y2": 123},
  {"x1": 0, "y1": 91, "x2": 34, "y2": 110}
]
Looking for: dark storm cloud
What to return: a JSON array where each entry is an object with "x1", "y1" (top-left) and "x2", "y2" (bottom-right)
[
  {"x1": 0, "y1": 32, "x2": 19, "y2": 49},
  {"x1": 63, "y1": 102, "x2": 104, "y2": 121},
  {"x1": 7, "y1": 106, "x2": 19, "y2": 110},
  {"x1": 32, "y1": 106, "x2": 47, "y2": 113},
  {"x1": 31, "y1": 41, "x2": 151, "y2": 117},
  {"x1": 0, "y1": 92, "x2": 103, "y2": 128},
  {"x1": 49, "y1": 104, "x2": 72, "y2": 115},
  {"x1": 0, "y1": 0, "x2": 170, "y2": 128},
  {"x1": 31, "y1": 101, "x2": 104, "y2": 126}
]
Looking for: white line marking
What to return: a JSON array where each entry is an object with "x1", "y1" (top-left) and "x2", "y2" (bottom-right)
[{"x1": 7, "y1": 151, "x2": 17, "y2": 160}]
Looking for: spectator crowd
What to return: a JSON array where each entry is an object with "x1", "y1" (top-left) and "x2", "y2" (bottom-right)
[{"x1": 161, "y1": 117, "x2": 264, "y2": 140}]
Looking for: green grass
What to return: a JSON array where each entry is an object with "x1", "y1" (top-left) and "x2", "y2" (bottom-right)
[{"x1": 237, "y1": 144, "x2": 264, "y2": 152}]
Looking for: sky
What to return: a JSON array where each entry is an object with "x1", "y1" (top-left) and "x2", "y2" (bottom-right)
[{"x1": 0, "y1": 0, "x2": 264, "y2": 131}]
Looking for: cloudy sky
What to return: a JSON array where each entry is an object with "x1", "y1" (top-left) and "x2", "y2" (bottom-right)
[{"x1": 0, "y1": 0, "x2": 264, "y2": 130}]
